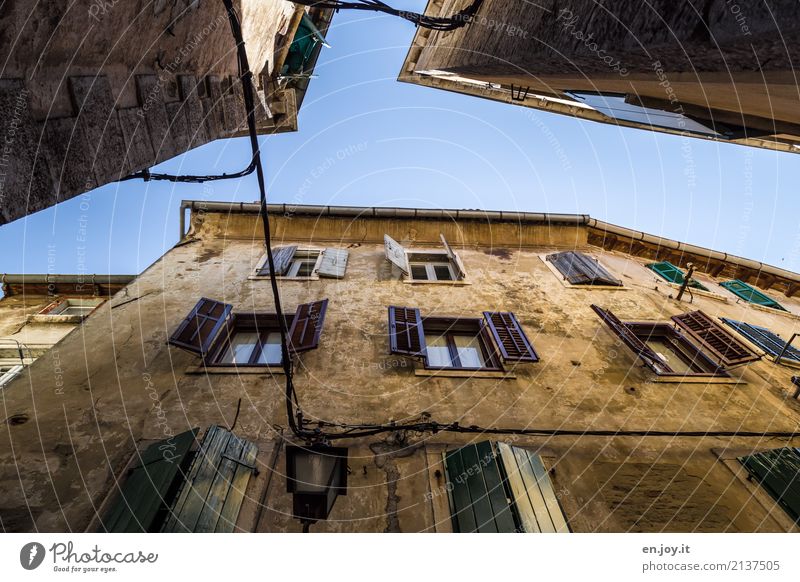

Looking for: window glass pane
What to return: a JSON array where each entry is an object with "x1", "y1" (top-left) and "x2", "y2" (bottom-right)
[
  {"x1": 453, "y1": 334, "x2": 485, "y2": 368},
  {"x1": 61, "y1": 306, "x2": 94, "y2": 316},
  {"x1": 433, "y1": 264, "x2": 453, "y2": 281},
  {"x1": 256, "y1": 332, "x2": 283, "y2": 365},
  {"x1": 410, "y1": 264, "x2": 428, "y2": 280},
  {"x1": 218, "y1": 332, "x2": 260, "y2": 364},
  {"x1": 425, "y1": 334, "x2": 452, "y2": 367},
  {"x1": 294, "y1": 260, "x2": 317, "y2": 277}
]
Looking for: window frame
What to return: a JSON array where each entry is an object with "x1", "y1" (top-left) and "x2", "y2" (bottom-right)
[
  {"x1": 252, "y1": 247, "x2": 325, "y2": 280},
  {"x1": 407, "y1": 251, "x2": 457, "y2": 282},
  {"x1": 624, "y1": 322, "x2": 728, "y2": 378},
  {"x1": 0, "y1": 364, "x2": 24, "y2": 389},
  {"x1": 207, "y1": 313, "x2": 287, "y2": 368},
  {"x1": 38, "y1": 297, "x2": 105, "y2": 318},
  {"x1": 421, "y1": 317, "x2": 502, "y2": 372}
]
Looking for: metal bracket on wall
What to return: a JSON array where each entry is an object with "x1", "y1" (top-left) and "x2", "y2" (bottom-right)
[{"x1": 510, "y1": 84, "x2": 530, "y2": 101}]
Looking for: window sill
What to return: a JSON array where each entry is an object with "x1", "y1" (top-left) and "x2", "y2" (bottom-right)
[
  {"x1": 402, "y1": 279, "x2": 471, "y2": 286},
  {"x1": 747, "y1": 302, "x2": 800, "y2": 320},
  {"x1": 664, "y1": 282, "x2": 728, "y2": 302},
  {"x1": 248, "y1": 275, "x2": 320, "y2": 281},
  {"x1": 185, "y1": 365, "x2": 286, "y2": 375},
  {"x1": 650, "y1": 374, "x2": 744, "y2": 385},
  {"x1": 27, "y1": 314, "x2": 87, "y2": 324},
  {"x1": 415, "y1": 368, "x2": 515, "y2": 379}
]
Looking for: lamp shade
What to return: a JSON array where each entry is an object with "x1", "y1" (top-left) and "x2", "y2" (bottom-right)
[{"x1": 286, "y1": 445, "x2": 348, "y2": 522}]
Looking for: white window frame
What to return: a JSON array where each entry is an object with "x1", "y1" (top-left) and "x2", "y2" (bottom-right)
[
  {"x1": 39, "y1": 298, "x2": 104, "y2": 318},
  {"x1": 0, "y1": 364, "x2": 23, "y2": 389},
  {"x1": 407, "y1": 252, "x2": 457, "y2": 282},
  {"x1": 252, "y1": 248, "x2": 324, "y2": 280}
]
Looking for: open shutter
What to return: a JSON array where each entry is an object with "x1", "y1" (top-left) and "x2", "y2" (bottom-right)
[
  {"x1": 721, "y1": 280, "x2": 787, "y2": 311},
  {"x1": 317, "y1": 248, "x2": 349, "y2": 279},
  {"x1": 495, "y1": 442, "x2": 570, "y2": 533},
  {"x1": 671, "y1": 311, "x2": 759, "y2": 368},
  {"x1": 738, "y1": 448, "x2": 800, "y2": 524},
  {"x1": 257, "y1": 245, "x2": 297, "y2": 276},
  {"x1": 722, "y1": 319, "x2": 800, "y2": 363},
  {"x1": 164, "y1": 426, "x2": 259, "y2": 533},
  {"x1": 101, "y1": 428, "x2": 198, "y2": 532},
  {"x1": 590, "y1": 304, "x2": 664, "y2": 372},
  {"x1": 388, "y1": 306, "x2": 426, "y2": 357},
  {"x1": 547, "y1": 251, "x2": 621, "y2": 286},
  {"x1": 384, "y1": 234, "x2": 409, "y2": 274},
  {"x1": 168, "y1": 298, "x2": 233, "y2": 356},
  {"x1": 647, "y1": 261, "x2": 709, "y2": 291},
  {"x1": 440, "y1": 234, "x2": 466, "y2": 280},
  {"x1": 288, "y1": 299, "x2": 329, "y2": 353},
  {"x1": 482, "y1": 312, "x2": 538, "y2": 362}
]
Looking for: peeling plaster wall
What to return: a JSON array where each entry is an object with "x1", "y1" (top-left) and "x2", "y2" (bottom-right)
[{"x1": 1, "y1": 209, "x2": 799, "y2": 532}]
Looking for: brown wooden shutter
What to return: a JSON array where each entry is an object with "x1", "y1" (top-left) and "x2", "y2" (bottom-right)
[
  {"x1": 258, "y1": 245, "x2": 297, "y2": 276},
  {"x1": 590, "y1": 305, "x2": 664, "y2": 373},
  {"x1": 168, "y1": 298, "x2": 233, "y2": 356},
  {"x1": 288, "y1": 299, "x2": 329, "y2": 353},
  {"x1": 482, "y1": 312, "x2": 539, "y2": 362},
  {"x1": 388, "y1": 306, "x2": 427, "y2": 357},
  {"x1": 671, "y1": 311, "x2": 759, "y2": 368},
  {"x1": 547, "y1": 251, "x2": 621, "y2": 286}
]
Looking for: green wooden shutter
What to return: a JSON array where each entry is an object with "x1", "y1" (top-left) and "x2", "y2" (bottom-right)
[
  {"x1": 164, "y1": 426, "x2": 258, "y2": 533},
  {"x1": 101, "y1": 428, "x2": 198, "y2": 532},
  {"x1": 646, "y1": 261, "x2": 708, "y2": 291},
  {"x1": 721, "y1": 280, "x2": 787, "y2": 311},
  {"x1": 738, "y1": 448, "x2": 800, "y2": 524}
]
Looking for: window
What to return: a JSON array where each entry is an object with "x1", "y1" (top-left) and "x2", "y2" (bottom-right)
[
  {"x1": 738, "y1": 447, "x2": 800, "y2": 524},
  {"x1": 39, "y1": 298, "x2": 104, "y2": 318},
  {"x1": 443, "y1": 441, "x2": 569, "y2": 533},
  {"x1": 255, "y1": 246, "x2": 349, "y2": 279},
  {"x1": 722, "y1": 318, "x2": 800, "y2": 365},
  {"x1": 384, "y1": 233, "x2": 466, "y2": 282},
  {"x1": 388, "y1": 306, "x2": 538, "y2": 371},
  {"x1": 168, "y1": 297, "x2": 329, "y2": 365},
  {"x1": 592, "y1": 306, "x2": 759, "y2": 378},
  {"x1": 720, "y1": 279, "x2": 787, "y2": 311},
  {"x1": 101, "y1": 426, "x2": 258, "y2": 532},
  {"x1": 0, "y1": 364, "x2": 23, "y2": 389},
  {"x1": 646, "y1": 261, "x2": 709, "y2": 291},
  {"x1": 546, "y1": 250, "x2": 622, "y2": 286}
]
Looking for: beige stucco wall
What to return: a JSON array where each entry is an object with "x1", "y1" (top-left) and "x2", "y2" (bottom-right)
[{"x1": 1, "y1": 208, "x2": 799, "y2": 532}]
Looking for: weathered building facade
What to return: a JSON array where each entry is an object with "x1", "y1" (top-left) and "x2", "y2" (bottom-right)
[
  {"x1": 400, "y1": 0, "x2": 800, "y2": 153},
  {"x1": 0, "y1": 1, "x2": 332, "y2": 225},
  {"x1": 1, "y1": 202, "x2": 799, "y2": 533}
]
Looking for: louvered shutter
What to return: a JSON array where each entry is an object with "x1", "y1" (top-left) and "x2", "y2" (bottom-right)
[
  {"x1": 721, "y1": 280, "x2": 787, "y2": 311},
  {"x1": 440, "y1": 234, "x2": 466, "y2": 279},
  {"x1": 388, "y1": 306, "x2": 427, "y2": 357},
  {"x1": 722, "y1": 318, "x2": 800, "y2": 363},
  {"x1": 738, "y1": 447, "x2": 800, "y2": 524},
  {"x1": 671, "y1": 311, "x2": 759, "y2": 368},
  {"x1": 101, "y1": 429, "x2": 198, "y2": 532},
  {"x1": 384, "y1": 234, "x2": 409, "y2": 274},
  {"x1": 547, "y1": 251, "x2": 621, "y2": 286},
  {"x1": 317, "y1": 248, "x2": 349, "y2": 279},
  {"x1": 646, "y1": 261, "x2": 709, "y2": 291},
  {"x1": 590, "y1": 305, "x2": 664, "y2": 373},
  {"x1": 168, "y1": 298, "x2": 233, "y2": 356},
  {"x1": 482, "y1": 312, "x2": 538, "y2": 362},
  {"x1": 164, "y1": 426, "x2": 258, "y2": 533},
  {"x1": 288, "y1": 299, "x2": 329, "y2": 353},
  {"x1": 258, "y1": 245, "x2": 297, "y2": 276}
]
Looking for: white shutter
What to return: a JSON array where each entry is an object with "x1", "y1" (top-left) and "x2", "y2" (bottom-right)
[
  {"x1": 384, "y1": 234, "x2": 409, "y2": 274},
  {"x1": 318, "y1": 248, "x2": 349, "y2": 279},
  {"x1": 440, "y1": 233, "x2": 466, "y2": 280}
]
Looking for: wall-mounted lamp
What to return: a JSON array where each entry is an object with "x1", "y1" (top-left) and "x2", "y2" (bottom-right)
[{"x1": 286, "y1": 445, "x2": 348, "y2": 532}]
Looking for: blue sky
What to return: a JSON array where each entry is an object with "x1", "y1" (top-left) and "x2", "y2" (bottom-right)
[{"x1": 2, "y1": 2, "x2": 800, "y2": 278}]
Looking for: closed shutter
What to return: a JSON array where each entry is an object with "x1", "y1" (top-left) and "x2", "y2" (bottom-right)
[
  {"x1": 288, "y1": 299, "x2": 329, "y2": 353},
  {"x1": 101, "y1": 429, "x2": 198, "y2": 532},
  {"x1": 444, "y1": 441, "x2": 517, "y2": 533},
  {"x1": 168, "y1": 298, "x2": 233, "y2": 356},
  {"x1": 164, "y1": 426, "x2": 259, "y2": 533},
  {"x1": 257, "y1": 245, "x2": 297, "y2": 276},
  {"x1": 738, "y1": 448, "x2": 800, "y2": 524},
  {"x1": 387, "y1": 306, "x2": 426, "y2": 357},
  {"x1": 482, "y1": 312, "x2": 538, "y2": 362},
  {"x1": 722, "y1": 318, "x2": 800, "y2": 363},
  {"x1": 721, "y1": 280, "x2": 787, "y2": 311},
  {"x1": 671, "y1": 311, "x2": 759, "y2": 368},
  {"x1": 443, "y1": 441, "x2": 570, "y2": 534},
  {"x1": 317, "y1": 248, "x2": 349, "y2": 278},
  {"x1": 547, "y1": 251, "x2": 622, "y2": 286},
  {"x1": 646, "y1": 261, "x2": 709, "y2": 291},
  {"x1": 495, "y1": 442, "x2": 570, "y2": 533},
  {"x1": 440, "y1": 234, "x2": 466, "y2": 280},
  {"x1": 590, "y1": 305, "x2": 664, "y2": 373},
  {"x1": 384, "y1": 234, "x2": 409, "y2": 274}
]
